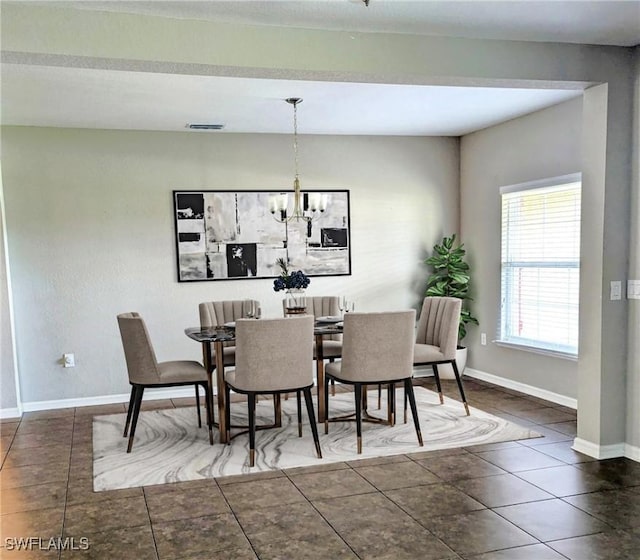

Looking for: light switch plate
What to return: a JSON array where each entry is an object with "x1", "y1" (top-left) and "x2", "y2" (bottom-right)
[
  {"x1": 628, "y1": 280, "x2": 640, "y2": 300},
  {"x1": 610, "y1": 281, "x2": 622, "y2": 300}
]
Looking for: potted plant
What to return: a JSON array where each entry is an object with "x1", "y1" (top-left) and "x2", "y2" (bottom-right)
[{"x1": 425, "y1": 234, "x2": 479, "y2": 376}]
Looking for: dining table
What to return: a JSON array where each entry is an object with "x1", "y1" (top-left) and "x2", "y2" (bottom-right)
[{"x1": 185, "y1": 319, "x2": 343, "y2": 443}]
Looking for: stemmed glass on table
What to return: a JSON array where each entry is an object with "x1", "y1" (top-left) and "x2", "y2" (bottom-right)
[
  {"x1": 338, "y1": 296, "x2": 354, "y2": 316},
  {"x1": 243, "y1": 300, "x2": 260, "y2": 319}
]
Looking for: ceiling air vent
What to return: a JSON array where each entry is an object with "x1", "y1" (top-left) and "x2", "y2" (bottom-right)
[{"x1": 187, "y1": 124, "x2": 225, "y2": 130}]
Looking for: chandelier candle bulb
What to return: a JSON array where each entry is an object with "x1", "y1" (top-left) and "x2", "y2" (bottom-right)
[
  {"x1": 277, "y1": 194, "x2": 288, "y2": 212},
  {"x1": 320, "y1": 194, "x2": 329, "y2": 211},
  {"x1": 309, "y1": 193, "x2": 321, "y2": 211}
]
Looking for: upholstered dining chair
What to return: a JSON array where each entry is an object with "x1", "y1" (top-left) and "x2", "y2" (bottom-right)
[
  {"x1": 412, "y1": 296, "x2": 470, "y2": 415},
  {"x1": 324, "y1": 310, "x2": 423, "y2": 454},
  {"x1": 281, "y1": 295, "x2": 343, "y2": 360},
  {"x1": 117, "y1": 312, "x2": 213, "y2": 452},
  {"x1": 199, "y1": 299, "x2": 261, "y2": 367},
  {"x1": 224, "y1": 315, "x2": 322, "y2": 467},
  {"x1": 282, "y1": 295, "x2": 343, "y2": 397}
]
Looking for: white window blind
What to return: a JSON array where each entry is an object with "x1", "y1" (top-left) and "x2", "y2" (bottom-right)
[{"x1": 499, "y1": 176, "x2": 581, "y2": 356}]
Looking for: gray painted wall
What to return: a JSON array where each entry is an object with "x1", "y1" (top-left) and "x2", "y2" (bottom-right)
[
  {"x1": 1, "y1": 128, "x2": 458, "y2": 404},
  {"x1": 460, "y1": 98, "x2": 583, "y2": 397}
]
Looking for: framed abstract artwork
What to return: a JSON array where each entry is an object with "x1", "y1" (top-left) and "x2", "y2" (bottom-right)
[{"x1": 173, "y1": 190, "x2": 351, "y2": 282}]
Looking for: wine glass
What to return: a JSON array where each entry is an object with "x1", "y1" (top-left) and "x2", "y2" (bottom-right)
[
  {"x1": 243, "y1": 300, "x2": 257, "y2": 319},
  {"x1": 339, "y1": 296, "x2": 354, "y2": 315}
]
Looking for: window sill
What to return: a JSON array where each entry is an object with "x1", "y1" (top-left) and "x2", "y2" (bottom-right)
[{"x1": 494, "y1": 341, "x2": 578, "y2": 361}]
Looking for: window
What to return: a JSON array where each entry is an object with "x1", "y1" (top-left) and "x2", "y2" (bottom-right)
[{"x1": 499, "y1": 174, "x2": 581, "y2": 357}]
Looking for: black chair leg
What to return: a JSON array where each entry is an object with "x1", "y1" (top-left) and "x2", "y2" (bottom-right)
[
  {"x1": 296, "y1": 390, "x2": 303, "y2": 437},
  {"x1": 324, "y1": 373, "x2": 330, "y2": 434},
  {"x1": 248, "y1": 393, "x2": 256, "y2": 467},
  {"x1": 378, "y1": 384, "x2": 382, "y2": 409},
  {"x1": 355, "y1": 383, "x2": 363, "y2": 454},
  {"x1": 432, "y1": 364, "x2": 444, "y2": 404},
  {"x1": 123, "y1": 385, "x2": 136, "y2": 437},
  {"x1": 225, "y1": 383, "x2": 231, "y2": 444},
  {"x1": 362, "y1": 384, "x2": 368, "y2": 414},
  {"x1": 451, "y1": 360, "x2": 470, "y2": 415},
  {"x1": 195, "y1": 384, "x2": 202, "y2": 428},
  {"x1": 391, "y1": 383, "x2": 396, "y2": 425},
  {"x1": 127, "y1": 385, "x2": 144, "y2": 453},
  {"x1": 404, "y1": 378, "x2": 413, "y2": 424},
  {"x1": 404, "y1": 378, "x2": 423, "y2": 447},
  {"x1": 303, "y1": 387, "x2": 322, "y2": 459}
]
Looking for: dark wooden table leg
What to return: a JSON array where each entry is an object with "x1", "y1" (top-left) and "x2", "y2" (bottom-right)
[
  {"x1": 202, "y1": 341, "x2": 214, "y2": 445},
  {"x1": 214, "y1": 340, "x2": 227, "y2": 443}
]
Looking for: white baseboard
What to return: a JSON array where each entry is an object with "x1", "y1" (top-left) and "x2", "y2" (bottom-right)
[
  {"x1": 464, "y1": 367, "x2": 577, "y2": 409},
  {"x1": 19, "y1": 387, "x2": 201, "y2": 414},
  {"x1": 0, "y1": 406, "x2": 22, "y2": 420},
  {"x1": 572, "y1": 438, "x2": 626, "y2": 460},
  {"x1": 465, "y1": 369, "x2": 640, "y2": 462},
  {"x1": 624, "y1": 443, "x2": 640, "y2": 462}
]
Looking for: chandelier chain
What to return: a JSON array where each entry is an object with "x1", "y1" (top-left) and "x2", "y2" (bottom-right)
[{"x1": 293, "y1": 99, "x2": 299, "y2": 183}]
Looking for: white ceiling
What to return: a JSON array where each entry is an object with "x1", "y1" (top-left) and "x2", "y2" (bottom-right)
[
  {"x1": 42, "y1": 0, "x2": 640, "y2": 47},
  {"x1": 2, "y1": 1, "x2": 637, "y2": 136}
]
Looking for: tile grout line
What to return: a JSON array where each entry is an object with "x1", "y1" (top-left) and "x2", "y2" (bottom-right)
[
  {"x1": 214, "y1": 476, "x2": 264, "y2": 559},
  {"x1": 0, "y1": 423, "x2": 18, "y2": 471},
  {"x1": 141, "y1": 487, "x2": 161, "y2": 560},
  {"x1": 57, "y1": 409, "x2": 78, "y2": 560},
  {"x1": 282, "y1": 462, "x2": 365, "y2": 560}
]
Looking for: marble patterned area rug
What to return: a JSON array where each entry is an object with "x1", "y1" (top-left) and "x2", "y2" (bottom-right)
[{"x1": 93, "y1": 387, "x2": 540, "y2": 491}]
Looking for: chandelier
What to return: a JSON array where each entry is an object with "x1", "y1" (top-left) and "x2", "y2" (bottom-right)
[{"x1": 269, "y1": 98, "x2": 328, "y2": 228}]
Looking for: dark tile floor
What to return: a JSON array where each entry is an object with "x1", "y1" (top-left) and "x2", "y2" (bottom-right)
[{"x1": 1, "y1": 378, "x2": 640, "y2": 559}]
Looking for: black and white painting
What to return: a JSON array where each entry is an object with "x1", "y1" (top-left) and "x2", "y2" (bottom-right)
[{"x1": 173, "y1": 190, "x2": 351, "y2": 281}]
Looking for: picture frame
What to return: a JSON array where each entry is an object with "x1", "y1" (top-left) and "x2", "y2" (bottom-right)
[{"x1": 173, "y1": 190, "x2": 351, "y2": 282}]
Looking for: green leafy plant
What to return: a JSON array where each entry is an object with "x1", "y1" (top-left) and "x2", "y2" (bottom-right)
[{"x1": 425, "y1": 234, "x2": 479, "y2": 341}]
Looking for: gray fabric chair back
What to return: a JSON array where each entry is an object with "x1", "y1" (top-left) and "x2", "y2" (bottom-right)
[
  {"x1": 339, "y1": 310, "x2": 416, "y2": 383},
  {"x1": 199, "y1": 300, "x2": 261, "y2": 327},
  {"x1": 296, "y1": 296, "x2": 340, "y2": 317},
  {"x1": 117, "y1": 312, "x2": 160, "y2": 385},
  {"x1": 233, "y1": 316, "x2": 314, "y2": 392},
  {"x1": 281, "y1": 295, "x2": 342, "y2": 340},
  {"x1": 415, "y1": 297, "x2": 462, "y2": 361}
]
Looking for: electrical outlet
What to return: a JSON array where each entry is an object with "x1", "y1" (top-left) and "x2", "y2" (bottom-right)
[
  {"x1": 481, "y1": 333, "x2": 487, "y2": 346},
  {"x1": 63, "y1": 353, "x2": 75, "y2": 368}
]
